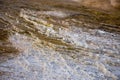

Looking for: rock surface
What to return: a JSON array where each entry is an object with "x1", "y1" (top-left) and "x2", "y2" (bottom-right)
[
  {"x1": 0, "y1": 0, "x2": 120, "y2": 80},
  {"x1": 73, "y1": 0, "x2": 120, "y2": 10}
]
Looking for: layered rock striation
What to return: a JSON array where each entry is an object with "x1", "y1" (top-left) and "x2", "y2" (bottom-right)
[{"x1": 0, "y1": 0, "x2": 120, "y2": 80}]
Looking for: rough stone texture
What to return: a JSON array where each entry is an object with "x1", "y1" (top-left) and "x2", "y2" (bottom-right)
[
  {"x1": 73, "y1": 0, "x2": 120, "y2": 10},
  {"x1": 0, "y1": 0, "x2": 120, "y2": 80}
]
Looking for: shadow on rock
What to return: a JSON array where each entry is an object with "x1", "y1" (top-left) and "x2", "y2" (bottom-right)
[{"x1": 0, "y1": 18, "x2": 19, "y2": 63}]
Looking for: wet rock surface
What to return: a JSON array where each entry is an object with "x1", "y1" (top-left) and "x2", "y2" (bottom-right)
[{"x1": 0, "y1": 0, "x2": 120, "y2": 80}]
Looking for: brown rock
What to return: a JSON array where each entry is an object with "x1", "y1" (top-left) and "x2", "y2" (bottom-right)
[
  {"x1": 111, "y1": 0, "x2": 120, "y2": 9},
  {"x1": 73, "y1": 0, "x2": 120, "y2": 10}
]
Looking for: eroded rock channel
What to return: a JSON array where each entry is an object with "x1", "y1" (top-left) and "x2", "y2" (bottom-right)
[{"x1": 0, "y1": 0, "x2": 120, "y2": 80}]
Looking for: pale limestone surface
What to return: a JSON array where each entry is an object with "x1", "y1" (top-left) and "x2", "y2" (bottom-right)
[{"x1": 0, "y1": 0, "x2": 120, "y2": 80}]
